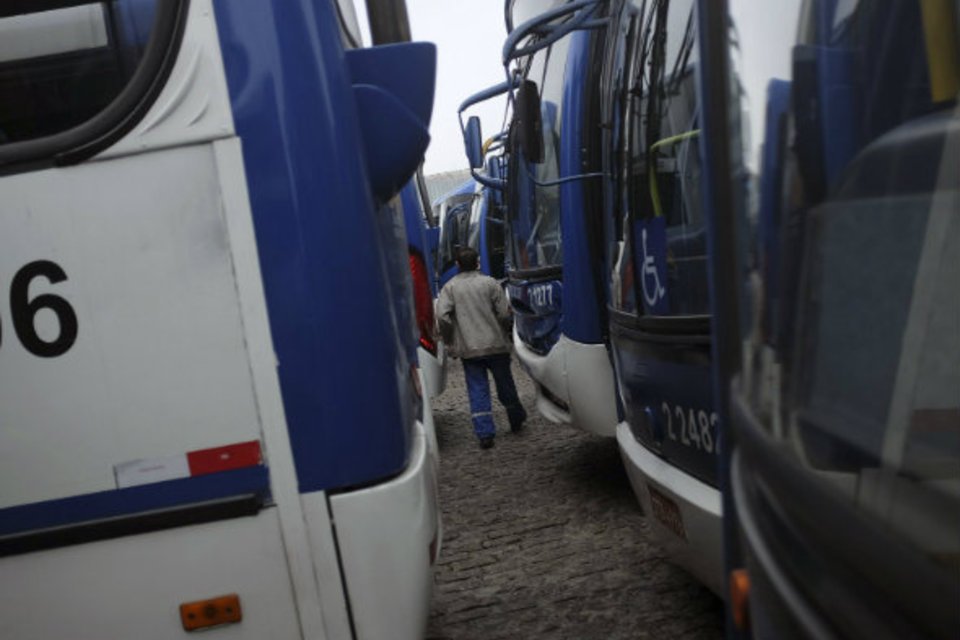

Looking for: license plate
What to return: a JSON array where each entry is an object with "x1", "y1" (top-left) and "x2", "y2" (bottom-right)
[{"x1": 648, "y1": 485, "x2": 687, "y2": 541}]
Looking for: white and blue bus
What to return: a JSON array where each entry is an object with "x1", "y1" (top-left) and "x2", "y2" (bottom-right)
[
  {"x1": 600, "y1": 0, "x2": 725, "y2": 596},
  {"x1": 435, "y1": 178, "x2": 478, "y2": 287},
  {"x1": 465, "y1": 0, "x2": 620, "y2": 437},
  {"x1": 400, "y1": 173, "x2": 447, "y2": 400},
  {"x1": 704, "y1": 0, "x2": 960, "y2": 636},
  {"x1": 0, "y1": 0, "x2": 440, "y2": 638}
]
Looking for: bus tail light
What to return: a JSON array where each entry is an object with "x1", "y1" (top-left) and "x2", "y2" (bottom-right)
[
  {"x1": 409, "y1": 250, "x2": 437, "y2": 355},
  {"x1": 729, "y1": 568, "x2": 751, "y2": 631}
]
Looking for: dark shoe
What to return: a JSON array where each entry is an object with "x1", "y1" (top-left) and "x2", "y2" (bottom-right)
[
  {"x1": 509, "y1": 408, "x2": 527, "y2": 433},
  {"x1": 479, "y1": 436, "x2": 495, "y2": 449}
]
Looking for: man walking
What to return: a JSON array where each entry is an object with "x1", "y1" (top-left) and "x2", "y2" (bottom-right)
[{"x1": 437, "y1": 248, "x2": 526, "y2": 449}]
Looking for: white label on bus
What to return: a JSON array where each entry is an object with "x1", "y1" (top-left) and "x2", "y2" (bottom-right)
[
  {"x1": 661, "y1": 402, "x2": 719, "y2": 454},
  {"x1": 529, "y1": 283, "x2": 554, "y2": 308}
]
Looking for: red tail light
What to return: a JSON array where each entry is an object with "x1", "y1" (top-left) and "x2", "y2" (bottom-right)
[{"x1": 408, "y1": 250, "x2": 437, "y2": 355}]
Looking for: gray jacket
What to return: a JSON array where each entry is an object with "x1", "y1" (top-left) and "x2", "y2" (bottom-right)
[{"x1": 436, "y1": 270, "x2": 512, "y2": 359}]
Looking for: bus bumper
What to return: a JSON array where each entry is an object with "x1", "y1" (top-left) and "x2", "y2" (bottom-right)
[
  {"x1": 328, "y1": 419, "x2": 440, "y2": 640},
  {"x1": 418, "y1": 342, "x2": 447, "y2": 400},
  {"x1": 616, "y1": 422, "x2": 724, "y2": 596},
  {"x1": 513, "y1": 327, "x2": 618, "y2": 436}
]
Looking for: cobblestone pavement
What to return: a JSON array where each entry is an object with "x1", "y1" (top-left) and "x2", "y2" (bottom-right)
[{"x1": 427, "y1": 359, "x2": 724, "y2": 640}]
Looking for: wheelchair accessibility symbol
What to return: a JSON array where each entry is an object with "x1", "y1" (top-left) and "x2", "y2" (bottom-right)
[{"x1": 641, "y1": 226, "x2": 666, "y2": 309}]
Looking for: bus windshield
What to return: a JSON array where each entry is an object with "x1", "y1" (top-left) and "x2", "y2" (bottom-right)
[
  {"x1": 507, "y1": 35, "x2": 570, "y2": 272},
  {"x1": 729, "y1": 0, "x2": 960, "y2": 632},
  {"x1": 609, "y1": 0, "x2": 704, "y2": 318}
]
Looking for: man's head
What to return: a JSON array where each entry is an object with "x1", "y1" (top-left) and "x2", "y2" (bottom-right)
[{"x1": 456, "y1": 247, "x2": 480, "y2": 272}]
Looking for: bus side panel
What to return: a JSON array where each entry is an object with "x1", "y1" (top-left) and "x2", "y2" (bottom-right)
[
  {"x1": 0, "y1": 508, "x2": 299, "y2": 640},
  {"x1": 0, "y1": 144, "x2": 263, "y2": 510},
  {"x1": 213, "y1": 0, "x2": 412, "y2": 493}
]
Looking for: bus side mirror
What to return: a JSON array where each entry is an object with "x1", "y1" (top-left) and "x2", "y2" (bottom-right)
[
  {"x1": 345, "y1": 42, "x2": 437, "y2": 202},
  {"x1": 464, "y1": 116, "x2": 484, "y2": 169},
  {"x1": 515, "y1": 79, "x2": 543, "y2": 163}
]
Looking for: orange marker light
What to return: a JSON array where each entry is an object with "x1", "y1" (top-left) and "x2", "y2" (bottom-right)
[
  {"x1": 729, "y1": 569, "x2": 751, "y2": 631},
  {"x1": 179, "y1": 594, "x2": 242, "y2": 631}
]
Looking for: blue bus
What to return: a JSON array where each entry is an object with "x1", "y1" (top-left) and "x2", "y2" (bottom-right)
[
  {"x1": 485, "y1": 0, "x2": 620, "y2": 437},
  {"x1": 703, "y1": 0, "x2": 960, "y2": 636},
  {"x1": 400, "y1": 173, "x2": 447, "y2": 400},
  {"x1": 435, "y1": 178, "x2": 478, "y2": 287},
  {"x1": 436, "y1": 175, "x2": 508, "y2": 287},
  {"x1": 598, "y1": 0, "x2": 725, "y2": 595},
  {"x1": 0, "y1": 0, "x2": 440, "y2": 637}
]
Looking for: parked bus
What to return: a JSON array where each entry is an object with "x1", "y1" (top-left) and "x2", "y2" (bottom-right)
[
  {"x1": 401, "y1": 174, "x2": 447, "y2": 400},
  {"x1": 0, "y1": 1, "x2": 440, "y2": 638},
  {"x1": 493, "y1": 0, "x2": 620, "y2": 436},
  {"x1": 705, "y1": 0, "x2": 960, "y2": 636},
  {"x1": 435, "y1": 179, "x2": 477, "y2": 287},
  {"x1": 468, "y1": 154, "x2": 509, "y2": 281},
  {"x1": 598, "y1": 0, "x2": 724, "y2": 595}
]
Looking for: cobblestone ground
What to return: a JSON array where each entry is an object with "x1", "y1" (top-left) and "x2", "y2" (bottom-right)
[{"x1": 427, "y1": 359, "x2": 724, "y2": 640}]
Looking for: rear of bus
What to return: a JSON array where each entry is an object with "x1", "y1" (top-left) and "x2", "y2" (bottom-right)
[{"x1": 0, "y1": 1, "x2": 439, "y2": 638}]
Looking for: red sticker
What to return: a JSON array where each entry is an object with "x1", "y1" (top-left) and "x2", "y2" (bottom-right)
[{"x1": 187, "y1": 440, "x2": 262, "y2": 476}]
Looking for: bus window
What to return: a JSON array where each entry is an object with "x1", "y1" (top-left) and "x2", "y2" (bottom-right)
[
  {"x1": 334, "y1": 0, "x2": 363, "y2": 49},
  {"x1": 612, "y1": 0, "x2": 705, "y2": 319},
  {"x1": 507, "y1": 35, "x2": 570, "y2": 272},
  {"x1": 0, "y1": 1, "x2": 159, "y2": 146},
  {"x1": 438, "y1": 197, "x2": 473, "y2": 277},
  {"x1": 506, "y1": 0, "x2": 570, "y2": 32}
]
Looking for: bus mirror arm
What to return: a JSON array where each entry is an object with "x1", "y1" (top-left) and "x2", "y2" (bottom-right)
[
  {"x1": 458, "y1": 78, "x2": 519, "y2": 169},
  {"x1": 502, "y1": 1, "x2": 606, "y2": 64},
  {"x1": 470, "y1": 167, "x2": 507, "y2": 191}
]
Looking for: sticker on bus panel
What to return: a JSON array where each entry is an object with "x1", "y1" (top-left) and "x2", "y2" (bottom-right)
[
  {"x1": 634, "y1": 217, "x2": 669, "y2": 315},
  {"x1": 508, "y1": 280, "x2": 562, "y2": 316},
  {"x1": 648, "y1": 484, "x2": 686, "y2": 541},
  {"x1": 114, "y1": 441, "x2": 263, "y2": 489}
]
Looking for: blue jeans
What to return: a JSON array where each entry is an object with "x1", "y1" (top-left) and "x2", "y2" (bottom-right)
[{"x1": 462, "y1": 353, "x2": 526, "y2": 439}]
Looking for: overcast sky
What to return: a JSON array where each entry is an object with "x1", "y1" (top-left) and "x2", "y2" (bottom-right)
[
  {"x1": 728, "y1": 0, "x2": 802, "y2": 172},
  {"x1": 350, "y1": 0, "x2": 804, "y2": 176},
  {"x1": 353, "y1": 1, "x2": 511, "y2": 176}
]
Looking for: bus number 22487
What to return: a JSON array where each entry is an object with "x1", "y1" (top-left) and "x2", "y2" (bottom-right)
[{"x1": 661, "y1": 402, "x2": 719, "y2": 455}]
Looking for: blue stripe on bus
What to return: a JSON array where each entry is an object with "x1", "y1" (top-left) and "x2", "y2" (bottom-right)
[{"x1": 0, "y1": 466, "x2": 269, "y2": 539}]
